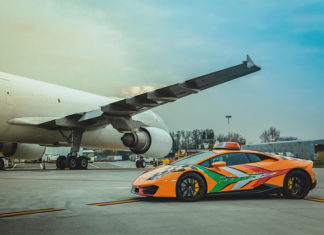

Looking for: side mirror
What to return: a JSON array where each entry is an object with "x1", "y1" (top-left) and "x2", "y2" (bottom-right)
[{"x1": 212, "y1": 161, "x2": 226, "y2": 168}]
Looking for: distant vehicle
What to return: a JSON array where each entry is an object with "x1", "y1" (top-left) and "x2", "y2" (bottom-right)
[{"x1": 132, "y1": 142, "x2": 317, "y2": 201}]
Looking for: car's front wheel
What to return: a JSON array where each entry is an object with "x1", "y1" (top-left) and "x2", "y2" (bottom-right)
[
  {"x1": 283, "y1": 170, "x2": 311, "y2": 199},
  {"x1": 176, "y1": 172, "x2": 206, "y2": 202}
]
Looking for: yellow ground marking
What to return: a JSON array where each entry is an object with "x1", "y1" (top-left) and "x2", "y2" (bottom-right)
[
  {"x1": 304, "y1": 197, "x2": 324, "y2": 203},
  {"x1": 0, "y1": 208, "x2": 64, "y2": 218},
  {"x1": 88, "y1": 199, "x2": 141, "y2": 206}
]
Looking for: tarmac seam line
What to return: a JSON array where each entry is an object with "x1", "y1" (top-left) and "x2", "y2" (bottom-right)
[
  {"x1": 88, "y1": 199, "x2": 141, "y2": 206},
  {"x1": 0, "y1": 208, "x2": 64, "y2": 218}
]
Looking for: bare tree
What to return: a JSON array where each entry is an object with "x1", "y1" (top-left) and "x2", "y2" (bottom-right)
[
  {"x1": 206, "y1": 129, "x2": 214, "y2": 139},
  {"x1": 215, "y1": 133, "x2": 246, "y2": 145},
  {"x1": 171, "y1": 129, "x2": 216, "y2": 149},
  {"x1": 260, "y1": 127, "x2": 280, "y2": 143},
  {"x1": 260, "y1": 127, "x2": 298, "y2": 143}
]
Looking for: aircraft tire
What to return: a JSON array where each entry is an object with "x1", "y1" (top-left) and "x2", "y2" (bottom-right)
[
  {"x1": 56, "y1": 155, "x2": 66, "y2": 170},
  {"x1": 140, "y1": 160, "x2": 146, "y2": 168},
  {"x1": 0, "y1": 158, "x2": 4, "y2": 170},
  {"x1": 78, "y1": 156, "x2": 88, "y2": 170},
  {"x1": 283, "y1": 169, "x2": 311, "y2": 199},
  {"x1": 76, "y1": 157, "x2": 81, "y2": 169},
  {"x1": 68, "y1": 156, "x2": 78, "y2": 170},
  {"x1": 135, "y1": 160, "x2": 141, "y2": 168}
]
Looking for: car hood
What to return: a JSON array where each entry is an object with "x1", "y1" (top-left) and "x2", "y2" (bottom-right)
[{"x1": 136, "y1": 164, "x2": 198, "y2": 181}]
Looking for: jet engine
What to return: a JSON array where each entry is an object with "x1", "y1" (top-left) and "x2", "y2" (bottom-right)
[
  {"x1": 121, "y1": 127, "x2": 172, "y2": 158},
  {"x1": 0, "y1": 143, "x2": 46, "y2": 160}
]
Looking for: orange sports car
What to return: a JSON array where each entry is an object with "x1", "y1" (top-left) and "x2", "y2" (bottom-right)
[{"x1": 132, "y1": 142, "x2": 317, "y2": 201}]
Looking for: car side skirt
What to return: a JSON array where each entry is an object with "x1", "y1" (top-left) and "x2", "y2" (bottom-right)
[{"x1": 206, "y1": 184, "x2": 282, "y2": 196}]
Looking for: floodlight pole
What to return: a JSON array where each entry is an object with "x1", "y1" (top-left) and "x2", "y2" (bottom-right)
[{"x1": 225, "y1": 115, "x2": 232, "y2": 140}]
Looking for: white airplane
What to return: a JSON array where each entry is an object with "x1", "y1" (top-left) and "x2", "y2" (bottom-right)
[{"x1": 0, "y1": 56, "x2": 260, "y2": 170}]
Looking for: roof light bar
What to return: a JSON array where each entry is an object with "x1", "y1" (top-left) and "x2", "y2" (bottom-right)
[{"x1": 214, "y1": 142, "x2": 241, "y2": 150}]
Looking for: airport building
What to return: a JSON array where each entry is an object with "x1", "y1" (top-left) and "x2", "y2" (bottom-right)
[{"x1": 242, "y1": 139, "x2": 324, "y2": 160}]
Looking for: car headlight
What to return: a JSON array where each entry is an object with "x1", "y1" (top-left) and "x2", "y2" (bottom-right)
[{"x1": 148, "y1": 171, "x2": 169, "y2": 180}]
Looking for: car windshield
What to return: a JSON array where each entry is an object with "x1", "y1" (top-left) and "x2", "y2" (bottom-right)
[{"x1": 172, "y1": 152, "x2": 216, "y2": 166}]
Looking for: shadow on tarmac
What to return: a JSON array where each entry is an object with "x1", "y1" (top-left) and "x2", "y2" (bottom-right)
[{"x1": 132, "y1": 194, "x2": 283, "y2": 203}]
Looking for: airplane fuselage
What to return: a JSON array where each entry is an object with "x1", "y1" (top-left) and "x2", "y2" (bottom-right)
[{"x1": 0, "y1": 72, "x2": 168, "y2": 150}]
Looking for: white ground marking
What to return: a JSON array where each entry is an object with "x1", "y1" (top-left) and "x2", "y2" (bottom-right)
[
  {"x1": 90, "y1": 163, "x2": 99, "y2": 168},
  {"x1": 111, "y1": 186, "x2": 131, "y2": 189}
]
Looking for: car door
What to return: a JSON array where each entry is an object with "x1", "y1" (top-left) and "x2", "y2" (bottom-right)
[
  {"x1": 215, "y1": 152, "x2": 259, "y2": 191},
  {"x1": 225, "y1": 152, "x2": 282, "y2": 191},
  {"x1": 201, "y1": 151, "x2": 280, "y2": 192},
  {"x1": 198, "y1": 152, "x2": 253, "y2": 193}
]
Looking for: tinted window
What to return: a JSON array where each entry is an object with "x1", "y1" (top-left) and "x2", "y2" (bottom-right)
[
  {"x1": 199, "y1": 152, "x2": 250, "y2": 167},
  {"x1": 247, "y1": 153, "x2": 262, "y2": 162},
  {"x1": 199, "y1": 159, "x2": 211, "y2": 167},
  {"x1": 247, "y1": 153, "x2": 273, "y2": 162},
  {"x1": 222, "y1": 153, "x2": 250, "y2": 166},
  {"x1": 199, "y1": 155, "x2": 224, "y2": 167}
]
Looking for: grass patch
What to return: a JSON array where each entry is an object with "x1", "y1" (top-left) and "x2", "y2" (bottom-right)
[{"x1": 313, "y1": 160, "x2": 324, "y2": 168}]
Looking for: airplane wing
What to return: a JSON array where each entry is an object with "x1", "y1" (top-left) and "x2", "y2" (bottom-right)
[{"x1": 39, "y1": 55, "x2": 261, "y2": 132}]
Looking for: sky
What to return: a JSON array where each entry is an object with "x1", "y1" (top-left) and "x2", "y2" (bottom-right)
[{"x1": 0, "y1": 0, "x2": 323, "y2": 143}]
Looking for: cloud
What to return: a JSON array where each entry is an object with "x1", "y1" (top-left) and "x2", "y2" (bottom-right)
[
  {"x1": 121, "y1": 85, "x2": 156, "y2": 96},
  {"x1": 0, "y1": 0, "x2": 133, "y2": 94}
]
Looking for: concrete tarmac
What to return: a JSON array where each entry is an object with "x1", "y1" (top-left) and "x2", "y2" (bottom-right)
[{"x1": 0, "y1": 167, "x2": 323, "y2": 235}]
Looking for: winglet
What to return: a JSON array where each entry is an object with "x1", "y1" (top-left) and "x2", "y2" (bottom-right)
[{"x1": 246, "y1": 54, "x2": 255, "y2": 68}]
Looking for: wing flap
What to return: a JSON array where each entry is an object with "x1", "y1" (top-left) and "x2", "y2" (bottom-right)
[{"x1": 8, "y1": 117, "x2": 61, "y2": 126}]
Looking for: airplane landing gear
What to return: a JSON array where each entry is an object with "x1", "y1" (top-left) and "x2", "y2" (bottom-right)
[
  {"x1": 77, "y1": 156, "x2": 88, "y2": 170},
  {"x1": 56, "y1": 155, "x2": 66, "y2": 169},
  {"x1": 0, "y1": 158, "x2": 4, "y2": 170},
  {"x1": 56, "y1": 128, "x2": 88, "y2": 170},
  {"x1": 136, "y1": 156, "x2": 146, "y2": 168},
  {"x1": 56, "y1": 155, "x2": 88, "y2": 170},
  {"x1": 67, "y1": 154, "x2": 78, "y2": 170}
]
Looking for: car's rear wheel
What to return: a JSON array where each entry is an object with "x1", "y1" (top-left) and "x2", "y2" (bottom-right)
[
  {"x1": 176, "y1": 172, "x2": 206, "y2": 202},
  {"x1": 283, "y1": 170, "x2": 311, "y2": 199}
]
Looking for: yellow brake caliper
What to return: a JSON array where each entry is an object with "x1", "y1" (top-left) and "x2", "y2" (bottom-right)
[
  {"x1": 288, "y1": 178, "x2": 293, "y2": 190},
  {"x1": 193, "y1": 180, "x2": 200, "y2": 196}
]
